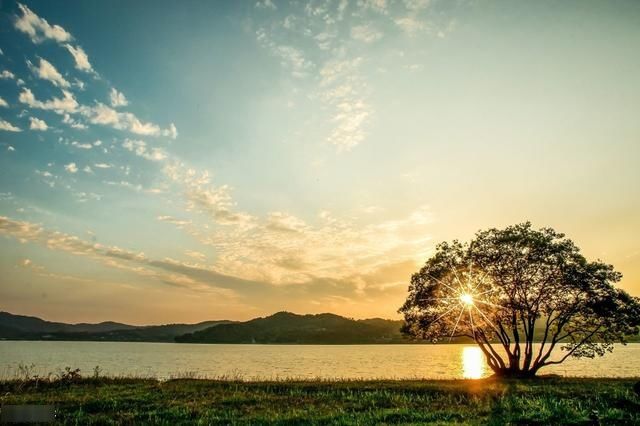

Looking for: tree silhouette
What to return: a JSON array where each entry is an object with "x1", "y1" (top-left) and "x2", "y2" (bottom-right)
[{"x1": 399, "y1": 223, "x2": 640, "y2": 377}]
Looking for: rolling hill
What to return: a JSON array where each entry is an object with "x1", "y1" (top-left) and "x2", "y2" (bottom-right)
[{"x1": 175, "y1": 311, "x2": 407, "y2": 344}]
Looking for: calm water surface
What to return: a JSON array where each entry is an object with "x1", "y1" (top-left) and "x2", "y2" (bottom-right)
[{"x1": 1, "y1": 342, "x2": 638, "y2": 380}]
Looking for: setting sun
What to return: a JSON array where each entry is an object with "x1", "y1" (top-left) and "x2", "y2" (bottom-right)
[{"x1": 460, "y1": 293, "x2": 474, "y2": 307}]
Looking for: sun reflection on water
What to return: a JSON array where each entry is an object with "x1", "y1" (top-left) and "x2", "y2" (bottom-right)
[{"x1": 462, "y1": 346, "x2": 485, "y2": 379}]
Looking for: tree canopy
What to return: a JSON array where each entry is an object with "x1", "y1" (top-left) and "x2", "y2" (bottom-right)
[{"x1": 400, "y1": 223, "x2": 640, "y2": 377}]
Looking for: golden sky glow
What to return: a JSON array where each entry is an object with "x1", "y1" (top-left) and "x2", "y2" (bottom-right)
[{"x1": 0, "y1": 0, "x2": 639, "y2": 324}]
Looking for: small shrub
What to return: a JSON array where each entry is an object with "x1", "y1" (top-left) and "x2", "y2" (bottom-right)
[
  {"x1": 93, "y1": 365, "x2": 102, "y2": 379},
  {"x1": 57, "y1": 367, "x2": 82, "y2": 384}
]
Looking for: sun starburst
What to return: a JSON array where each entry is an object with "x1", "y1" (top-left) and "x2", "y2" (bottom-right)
[
  {"x1": 420, "y1": 261, "x2": 503, "y2": 342},
  {"x1": 459, "y1": 293, "x2": 474, "y2": 306}
]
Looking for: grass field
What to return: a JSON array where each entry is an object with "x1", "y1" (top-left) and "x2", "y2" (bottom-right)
[{"x1": 1, "y1": 376, "x2": 639, "y2": 425}]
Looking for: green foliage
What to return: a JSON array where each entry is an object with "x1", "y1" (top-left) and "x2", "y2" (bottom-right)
[
  {"x1": 1, "y1": 377, "x2": 639, "y2": 424},
  {"x1": 56, "y1": 367, "x2": 82, "y2": 384}
]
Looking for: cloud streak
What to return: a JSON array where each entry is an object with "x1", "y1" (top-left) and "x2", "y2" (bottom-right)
[
  {"x1": 80, "y1": 103, "x2": 177, "y2": 138},
  {"x1": 64, "y1": 44, "x2": 94, "y2": 72},
  {"x1": 0, "y1": 216, "x2": 252, "y2": 294},
  {"x1": 122, "y1": 139, "x2": 168, "y2": 162},
  {"x1": 29, "y1": 117, "x2": 48, "y2": 131},
  {"x1": 19, "y1": 87, "x2": 79, "y2": 113},
  {"x1": 110, "y1": 88, "x2": 128, "y2": 107},
  {"x1": 27, "y1": 58, "x2": 70, "y2": 88},
  {"x1": 160, "y1": 163, "x2": 434, "y2": 289},
  {"x1": 14, "y1": 3, "x2": 72, "y2": 44},
  {"x1": 0, "y1": 119, "x2": 22, "y2": 132}
]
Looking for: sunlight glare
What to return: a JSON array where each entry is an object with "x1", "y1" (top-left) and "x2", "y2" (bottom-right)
[{"x1": 462, "y1": 346, "x2": 485, "y2": 379}]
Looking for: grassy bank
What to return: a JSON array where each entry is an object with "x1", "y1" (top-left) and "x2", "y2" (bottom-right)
[{"x1": 1, "y1": 376, "x2": 639, "y2": 425}]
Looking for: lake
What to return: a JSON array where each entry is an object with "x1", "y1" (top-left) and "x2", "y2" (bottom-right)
[{"x1": 1, "y1": 342, "x2": 639, "y2": 380}]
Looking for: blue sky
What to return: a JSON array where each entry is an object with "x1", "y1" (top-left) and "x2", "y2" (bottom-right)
[{"x1": 1, "y1": 0, "x2": 639, "y2": 324}]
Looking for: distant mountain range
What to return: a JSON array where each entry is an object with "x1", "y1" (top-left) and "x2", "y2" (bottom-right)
[
  {"x1": 0, "y1": 311, "x2": 232, "y2": 342},
  {"x1": 0, "y1": 311, "x2": 409, "y2": 344},
  {"x1": 5, "y1": 311, "x2": 635, "y2": 344}
]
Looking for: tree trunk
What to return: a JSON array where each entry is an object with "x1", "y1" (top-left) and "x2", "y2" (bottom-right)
[{"x1": 491, "y1": 367, "x2": 538, "y2": 379}]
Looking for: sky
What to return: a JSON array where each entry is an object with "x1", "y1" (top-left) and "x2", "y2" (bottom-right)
[{"x1": 0, "y1": 0, "x2": 639, "y2": 325}]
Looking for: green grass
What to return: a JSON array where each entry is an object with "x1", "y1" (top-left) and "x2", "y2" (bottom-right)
[{"x1": 1, "y1": 376, "x2": 639, "y2": 425}]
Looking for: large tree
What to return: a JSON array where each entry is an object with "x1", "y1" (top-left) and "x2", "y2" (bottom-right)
[{"x1": 400, "y1": 223, "x2": 640, "y2": 377}]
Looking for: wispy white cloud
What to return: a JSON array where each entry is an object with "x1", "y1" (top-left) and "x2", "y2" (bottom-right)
[
  {"x1": 14, "y1": 3, "x2": 72, "y2": 44},
  {"x1": 0, "y1": 97, "x2": 8, "y2": 108},
  {"x1": 253, "y1": 2, "x2": 377, "y2": 151},
  {"x1": 64, "y1": 162, "x2": 78, "y2": 173},
  {"x1": 255, "y1": 0, "x2": 277, "y2": 10},
  {"x1": 19, "y1": 87, "x2": 79, "y2": 114},
  {"x1": 250, "y1": 0, "x2": 455, "y2": 153},
  {"x1": 256, "y1": 29, "x2": 314, "y2": 79},
  {"x1": 164, "y1": 163, "x2": 255, "y2": 227},
  {"x1": 35, "y1": 169, "x2": 54, "y2": 178},
  {"x1": 29, "y1": 116, "x2": 48, "y2": 131},
  {"x1": 122, "y1": 138, "x2": 168, "y2": 162},
  {"x1": 168, "y1": 202, "x2": 433, "y2": 288},
  {"x1": 0, "y1": 119, "x2": 22, "y2": 132},
  {"x1": 157, "y1": 215, "x2": 192, "y2": 227},
  {"x1": 62, "y1": 113, "x2": 87, "y2": 129},
  {"x1": 185, "y1": 250, "x2": 207, "y2": 261},
  {"x1": 165, "y1": 123, "x2": 178, "y2": 139},
  {"x1": 103, "y1": 180, "x2": 143, "y2": 192},
  {"x1": 160, "y1": 160, "x2": 434, "y2": 289},
  {"x1": 319, "y1": 58, "x2": 371, "y2": 151},
  {"x1": 394, "y1": 16, "x2": 426, "y2": 34},
  {"x1": 404, "y1": 0, "x2": 431, "y2": 11},
  {"x1": 73, "y1": 190, "x2": 101, "y2": 203},
  {"x1": 1, "y1": 70, "x2": 16, "y2": 80},
  {"x1": 80, "y1": 103, "x2": 177, "y2": 138},
  {"x1": 273, "y1": 45, "x2": 313, "y2": 78},
  {"x1": 109, "y1": 88, "x2": 128, "y2": 107},
  {"x1": 71, "y1": 141, "x2": 93, "y2": 149},
  {"x1": 351, "y1": 24, "x2": 383, "y2": 42},
  {"x1": 266, "y1": 211, "x2": 308, "y2": 233},
  {"x1": 0, "y1": 216, "x2": 244, "y2": 293},
  {"x1": 357, "y1": 0, "x2": 388, "y2": 14},
  {"x1": 34, "y1": 168, "x2": 58, "y2": 189},
  {"x1": 27, "y1": 58, "x2": 70, "y2": 88},
  {"x1": 314, "y1": 32, "x2": 336, "y2": 51},
  {"x1": 64, "y1": 44, "x2": 94, "y2": 72}
]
